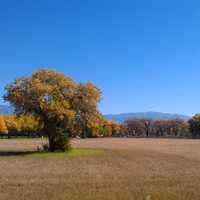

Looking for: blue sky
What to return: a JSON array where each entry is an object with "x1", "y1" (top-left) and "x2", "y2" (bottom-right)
[{"x1": 0, "y1": 0, "x2": 200, "y2": 116}]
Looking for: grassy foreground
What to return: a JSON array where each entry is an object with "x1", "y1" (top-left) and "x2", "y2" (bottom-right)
[
  {"x1": 33, "y1": 148, "x2": 103, "y2": 157},
  {"x1": 0, "y1": 138, "x2": 200, "y2": 200}
]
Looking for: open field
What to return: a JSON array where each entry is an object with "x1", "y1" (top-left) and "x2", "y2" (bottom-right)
[{"x1": 0, "y1": 138, "x2": 200, "y2": 200}]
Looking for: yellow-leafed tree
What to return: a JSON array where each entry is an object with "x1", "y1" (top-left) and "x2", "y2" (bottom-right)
[
  {"x1": 4, "y1": 69, "x2": 77, "y2": 151},
  {"x1": 0, "y1": 115, "x2": 8, "y2": 134},
  {"x1": 4, "y1": 115, "x2": 20, "y2": 134},
  {"x1": 72, "y1": 82, "x2": 102, "y2": 138},
  {"x1": 100, "y1": 119, "x2": 121, "y2": 137}
]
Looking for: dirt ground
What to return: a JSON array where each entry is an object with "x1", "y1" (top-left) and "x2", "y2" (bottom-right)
[{"x1": 0, "y1": 138, "x2": 199, "y2": 200}]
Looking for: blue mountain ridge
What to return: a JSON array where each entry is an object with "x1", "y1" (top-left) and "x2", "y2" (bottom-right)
[{"x1": 104, "y1": 111, "x2": 190, "y2": 123}]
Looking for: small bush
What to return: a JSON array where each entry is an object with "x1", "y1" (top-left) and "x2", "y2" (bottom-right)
[{"x1": 42, "y1": 144, "x2": 49, "y2": 152}]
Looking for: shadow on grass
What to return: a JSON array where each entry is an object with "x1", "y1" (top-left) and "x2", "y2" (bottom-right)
[
  {"x1": 0, "y1": 151, "x2": 37, "y2": 157},
  {"x1": 0, "y1": 148, "x2": 103, "y2": 157}
]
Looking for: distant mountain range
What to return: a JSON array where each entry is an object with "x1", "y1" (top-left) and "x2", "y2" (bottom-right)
[
  {"x1": 0, "y1": 105, "x2": 191, "y2": 122},
  {"x1": 0, "y1": 105, "x2": 14, "y2": 115},
  {"x1": 104, "y1": 111, "x2": 190, "y2": 123}
]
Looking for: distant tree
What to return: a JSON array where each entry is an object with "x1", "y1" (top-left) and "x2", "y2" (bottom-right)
[
  {"x1": 4, "y1": 69, "x2": 76, "y2": 151},
  {"x1": 100, "y1": 120, "x2": 120, "y2": 137},
  {"x1": 72, "y1": 82, "x2": 102, "y2": 138},
  {"x1": 4, "y1": 115, "x2": 42, "y2": 137},
  {"x1": 140, "y1": 118, "x2": 152, "y2": 137},
  {"x1": 188, "y1": 114, "x2": 200, "y2": 138},
  {"x1": 0, "y1": 115, "x2": 8, "y2": 134},
  {"x1": 151, "y1": 120, "x2": 164, "y2": 137},
  {"x1": 101, "y1": 124, "x2": 112, "y2": 137},
  {"x1": 124, "y1": 119, "x2": 146, "y2": 136},
  {"x1": 110, "y1": 121, "x2": 121, "y2": 136},
  {"x1": 4, "y1": 115, "x2": 19, "y2": 136},
  {"x1": 150, "y1": 119, "x2": 189, "y2": 137},
  {"x1": 125, "y1": 118, "x2": 152, "y2": 137},
  {"x1": 124, "y1": 118, "x2": 189, "y2": 138},
  {"x1": 18, "y1": 114, "x2": 43, "y2": 136},
  {"x1": 170, "y1": 119, "x2": 188, "y2": 137}
]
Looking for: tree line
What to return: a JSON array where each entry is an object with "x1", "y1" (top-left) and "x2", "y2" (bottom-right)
[
  {"x1": 0, "y1": 114, "x2": 120, "y2": 138},
  {"x1": 122, "y1": 118, "x2": 190, "y2": 138},
  {"x1": 0, "y1": 69, "x2": 200, "y2": 152},
  {"x1": 119, "y1": 116, "x2": 200, "y2": 139},
  {"x1": 121, "y1": 116, "x2": 200, "y2": 139},
  {"x1": 1, "y1": 114, "x2": 200, "y2": 139},
  {"x1": 0, "y1": 115, "x2": 42, "y2": 137}
]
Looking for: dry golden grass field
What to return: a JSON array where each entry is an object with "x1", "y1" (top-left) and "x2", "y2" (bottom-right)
[{"x1": 0, "y1": 138, "x2": 200, "y2": 200}]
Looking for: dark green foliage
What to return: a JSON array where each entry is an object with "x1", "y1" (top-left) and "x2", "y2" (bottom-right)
[
  {"x1": 188, "y1": 114, "x2": 200, "y2": 138},
  {"x1": 48, "y1": 127, "x2": 71, "y2": 152}
]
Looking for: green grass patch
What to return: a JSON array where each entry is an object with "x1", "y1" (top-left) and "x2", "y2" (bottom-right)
[{"x1": 32, "y1": 148, "x2": 103, "y2": 158}]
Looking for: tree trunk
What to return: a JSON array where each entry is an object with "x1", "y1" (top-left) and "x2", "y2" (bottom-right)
[
  {"x1": 43, "y1": 119, "x2": 70, "y2": 152},
  {"x1": 48, "y1": 135, "x2": 57, "y2": 152},
  {"x1": 81, "y1": 127, "x2": 87, "y2": 138},
  {"x1": 146, "y1": 129, "x2": 149, "y2": 137}
]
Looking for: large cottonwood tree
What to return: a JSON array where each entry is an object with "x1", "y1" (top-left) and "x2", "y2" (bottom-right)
[{"x1": 4, "y1": 69, "x2": 77, "y2": 151}]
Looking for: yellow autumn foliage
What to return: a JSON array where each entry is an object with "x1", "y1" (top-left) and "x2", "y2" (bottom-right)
[{"x1": 0, "y1": 115, "x2": 8, "y2": 134}]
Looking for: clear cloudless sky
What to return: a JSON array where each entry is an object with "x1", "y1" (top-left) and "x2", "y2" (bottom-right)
[{"x1": 0, "y1": 0, "x2": 200, "y2": 116}]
